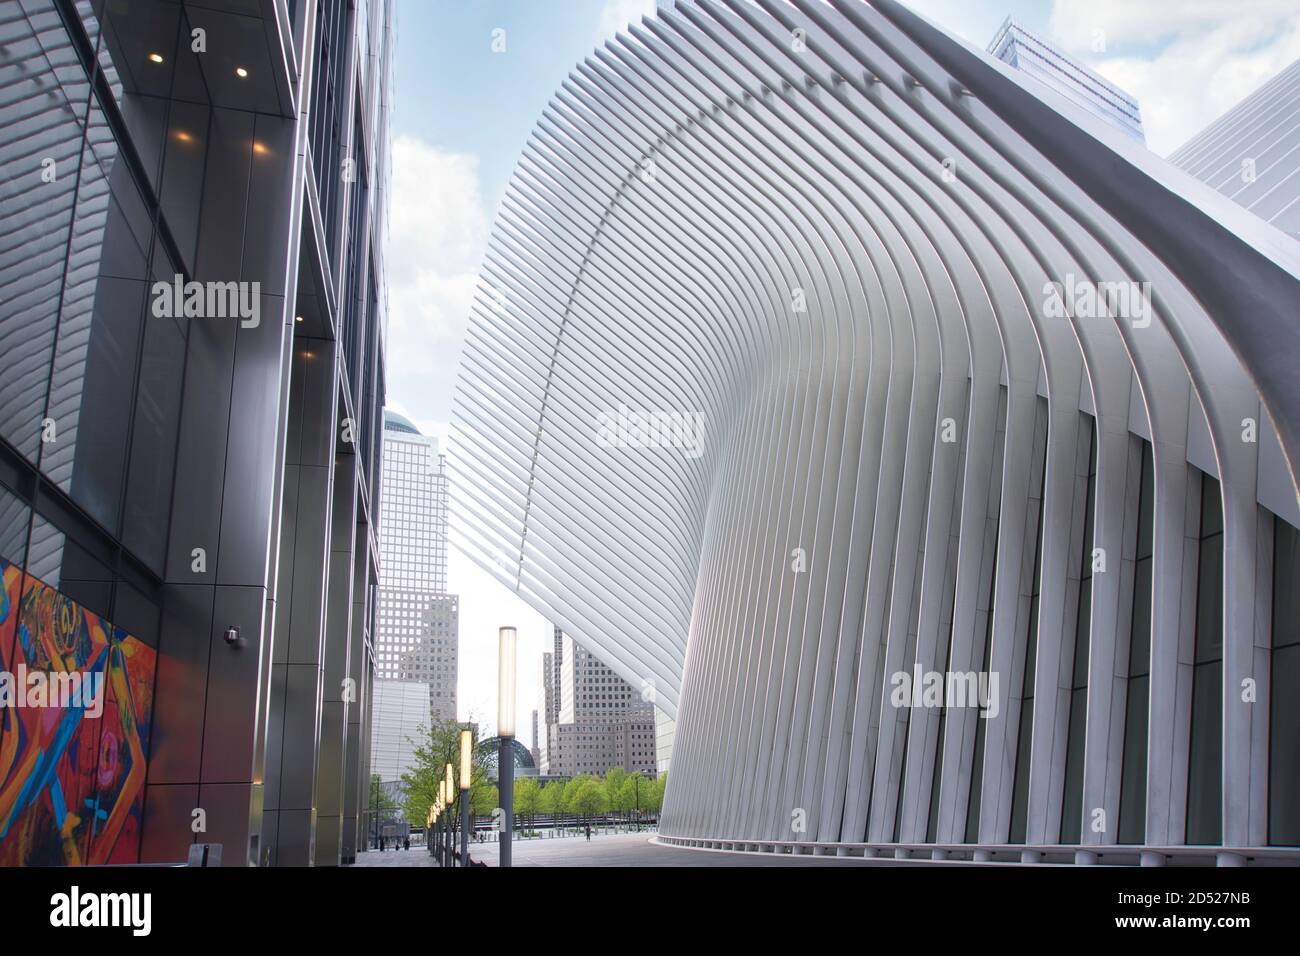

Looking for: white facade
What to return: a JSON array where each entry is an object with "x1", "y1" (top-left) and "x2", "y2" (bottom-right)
[
  {"x1": 1169, "y1": 57, "x2": 1300, "y2": 239},
  {"x1": 368, "y1": 680, "x2": 433, "y2": 784},
  {"x1": 452, "y1": 0, "x2": 1300, "y2": 862}
]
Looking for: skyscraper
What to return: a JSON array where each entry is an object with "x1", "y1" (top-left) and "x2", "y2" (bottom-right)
[
  {"x1": 1169, "y1": 57, "x2": 1300, "y2": 238},
  {"x1": 369, "y1": 410, "x2": 458, "y2": 792},
  {"x1": 539, "y1": 628, "x2": 656, "y2": 778},
  {"x1": 0, "y1": 0, "x2": 394, "y2": 866},
  {"x1": 988, "y1": 17, "x2": 1145, "y2": 143}
]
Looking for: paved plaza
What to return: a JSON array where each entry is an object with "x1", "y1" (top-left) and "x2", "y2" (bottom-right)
[{"x1": 351, "y1": 831, "x2": 939, "y2": 867}]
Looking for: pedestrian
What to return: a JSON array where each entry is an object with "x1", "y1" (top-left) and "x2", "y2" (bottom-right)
[
  {"x1": 404, "y1": 836, "x2": 410, "y2": 851},
  {"x1": 585, "y1": 822, "x2": 591, "y2": 841}
]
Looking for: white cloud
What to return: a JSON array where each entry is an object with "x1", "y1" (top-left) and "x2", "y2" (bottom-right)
[
  {"x1": 385, "y1": 136, "x2": 552, "y2": 738},
  {"x1": 385, "y1": 135, "x2": 488, "y2": 424},
  {"x1": 1047, "y1": 0, "x2": 1300, "y2": 155}
]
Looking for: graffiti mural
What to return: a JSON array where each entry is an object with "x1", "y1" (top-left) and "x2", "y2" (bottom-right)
[{"x1": 0, "y1": 557, "x2": 156, "y2": 865}]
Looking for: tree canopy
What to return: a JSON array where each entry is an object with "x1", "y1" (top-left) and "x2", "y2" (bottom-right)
[{"x1": 398, "y1": 717, "x2": 494, "y2": 826}]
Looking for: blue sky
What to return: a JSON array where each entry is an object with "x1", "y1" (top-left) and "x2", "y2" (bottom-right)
[
  {"x1": 391, "y1": 0, "x2": 1053, "y2": 219},
  {"x1": 382, "y1": 0, "x2": 1300, "y2": 739},
  {"x1": 393, "y1": 0, "x2": 626, "y2": 214}
]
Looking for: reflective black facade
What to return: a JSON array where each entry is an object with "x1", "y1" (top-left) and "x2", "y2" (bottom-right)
[{"x1": 0, "y1": 0, "x2": 391, "y2": 866}]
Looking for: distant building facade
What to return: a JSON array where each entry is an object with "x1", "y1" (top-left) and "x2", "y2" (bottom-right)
[
  {"x1": 1169, "y1": 57, "x2": 1300, "y2": 238},
  {"x1": 370, "y1": 412, "x2": 459, "y2": 783},
  {"x1": 540, "y1": 626, "x2": 656, "y2": 778},
  {"x1": 989, "y1": 17, "x2": 1145, "y2": 143}
]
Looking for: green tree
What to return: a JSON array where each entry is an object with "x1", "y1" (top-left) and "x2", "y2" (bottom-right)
[
  {"x1": 603, "y1": 767, "x2": 628, "y2": 813},
  {"x1": 560, "y1": 775, "x2": 592, "y2": 815},
  {"x1": 399, "y1": 717, "x2": 493, "y2": 835},
  {"x1": 471, "y1": 783, "x2": 498, "y2": 818},
  {"x1": 514, "y1": 776, "x2": 541, "y2": 833},
  {"x1": 616, "y1": 774, "x2": 641, "y2": 815},
  {"x1": 538, "y1": 779, "x2": 564, "y2": 827},
  {"x1": 641, "y1": 773, "x2": 665, "y2": 815},
  {"x1": 570, "y1": 777, "x2": 609, "y2": 821}
]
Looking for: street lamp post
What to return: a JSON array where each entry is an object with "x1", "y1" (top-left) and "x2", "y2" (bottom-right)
[
  {"x1": 498, "y1": 626, "x2": 517, "y2": 868},
  {"x1": 460, "y1": 728, "x2": 472, "y2": 866},
  {"x1": 436, "y1": 784, "x2": 445, "y2": 867},
  {"x1": 444, "y1": 763, "x2": 455, "y2": 867}
]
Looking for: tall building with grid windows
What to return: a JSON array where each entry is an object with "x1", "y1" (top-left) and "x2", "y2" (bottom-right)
[
  {"x1": 539, "y1": 627, "x2": 656, "y2": 778},
  {"x1": 370, "y1": 411, "x2": 458, "y2": 786},
  {"x1": 989, "y1": 17, "x2": 1145, "y2": 143}
]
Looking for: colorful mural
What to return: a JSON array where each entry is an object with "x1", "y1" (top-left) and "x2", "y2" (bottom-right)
[{"x1": 0, "y1": 557, "x2": 156, "y2": 866}]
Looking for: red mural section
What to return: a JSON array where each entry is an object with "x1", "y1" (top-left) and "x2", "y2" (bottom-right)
[{"x1": 0, "y1": 557, "x2": 156, "y2": 865}]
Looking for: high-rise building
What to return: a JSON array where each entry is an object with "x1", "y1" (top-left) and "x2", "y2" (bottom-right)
[
  {"x1": 1169, "y1": 57, "x2": 1300, "y2": 238},
  {"x1": 989, "y1": 17, "x2": 1145, "y2": 143},
  {"x1": 539, "y1": 628, "x2": 656, "y2": 778},
  {"x1": 371, "y1": 411, "x2": 458, "y2": 764},
  {"x1": 376, "y1": 411, "x2": 447, "y2": 597},
  {"x1": 455, "y1": 0, "x2": 1300, "y2": 863},
  {"x1": 0, "y1": 0, "x2": 394, "y2": 866}
]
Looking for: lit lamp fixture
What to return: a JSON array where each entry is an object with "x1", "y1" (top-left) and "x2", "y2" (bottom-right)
[
  {"x1": 498, "y1": 627, "x2": 516, "y2": 737},
  {"x1": 147, "y1": 52, "x2": 164, "y2": 64},
  {"x1": 459, "y1": 728, "x2": 472, "y2": 866},
  {"x1": 235, "y1": 66, "x2": 249, "y2": 78},
  {"x1": 440, "y1": 780, "x2": 450, "y2": 867},
  {"x1": 459, "y1": 730, "x2": 472, "y2": 789},
  {"x1": 498, "y1": 626, "x2": 517, "y2": 867},
  {"x1": 444, "y1": 763, "x2": 455, "y2": 867}
]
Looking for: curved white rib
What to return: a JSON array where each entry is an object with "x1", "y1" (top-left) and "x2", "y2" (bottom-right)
[{"x1": 451, "y1": 0, "x2": 1300, "y2": 857}]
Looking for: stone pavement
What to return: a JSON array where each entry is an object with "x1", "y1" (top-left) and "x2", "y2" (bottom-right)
[{"x1": 351, "y1": 830, "x2": 922, "y2": 867}]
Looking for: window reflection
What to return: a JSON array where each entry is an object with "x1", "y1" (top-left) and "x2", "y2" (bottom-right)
[{"x1": 0, "y1": 5, "x2": 92, "y2": 461}]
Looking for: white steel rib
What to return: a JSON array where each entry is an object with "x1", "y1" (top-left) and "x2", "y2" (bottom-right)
[{"x1": 451, "y1": 0, "x2": 1300, "y2": 858}]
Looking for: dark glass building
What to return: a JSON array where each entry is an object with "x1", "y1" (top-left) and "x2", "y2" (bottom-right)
[{"x1": 0, "y1": 0, "x2": 391, "y2": 866}]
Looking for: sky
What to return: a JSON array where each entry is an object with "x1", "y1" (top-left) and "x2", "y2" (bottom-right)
[{"x1": 382, "y1": 0, "x2": 1300, "y2": 747}]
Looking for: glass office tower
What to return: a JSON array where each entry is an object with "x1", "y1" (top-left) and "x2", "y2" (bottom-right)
[
  {"x1": 1170, "y1": 56, "x2": 1300, "y2": 238},
  {"x1": 0, "y1": 0, "x2": 392, "y2": 866},
  {"x1": 989, "y1": 17, "x2": 1145, "y2": 143}
]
